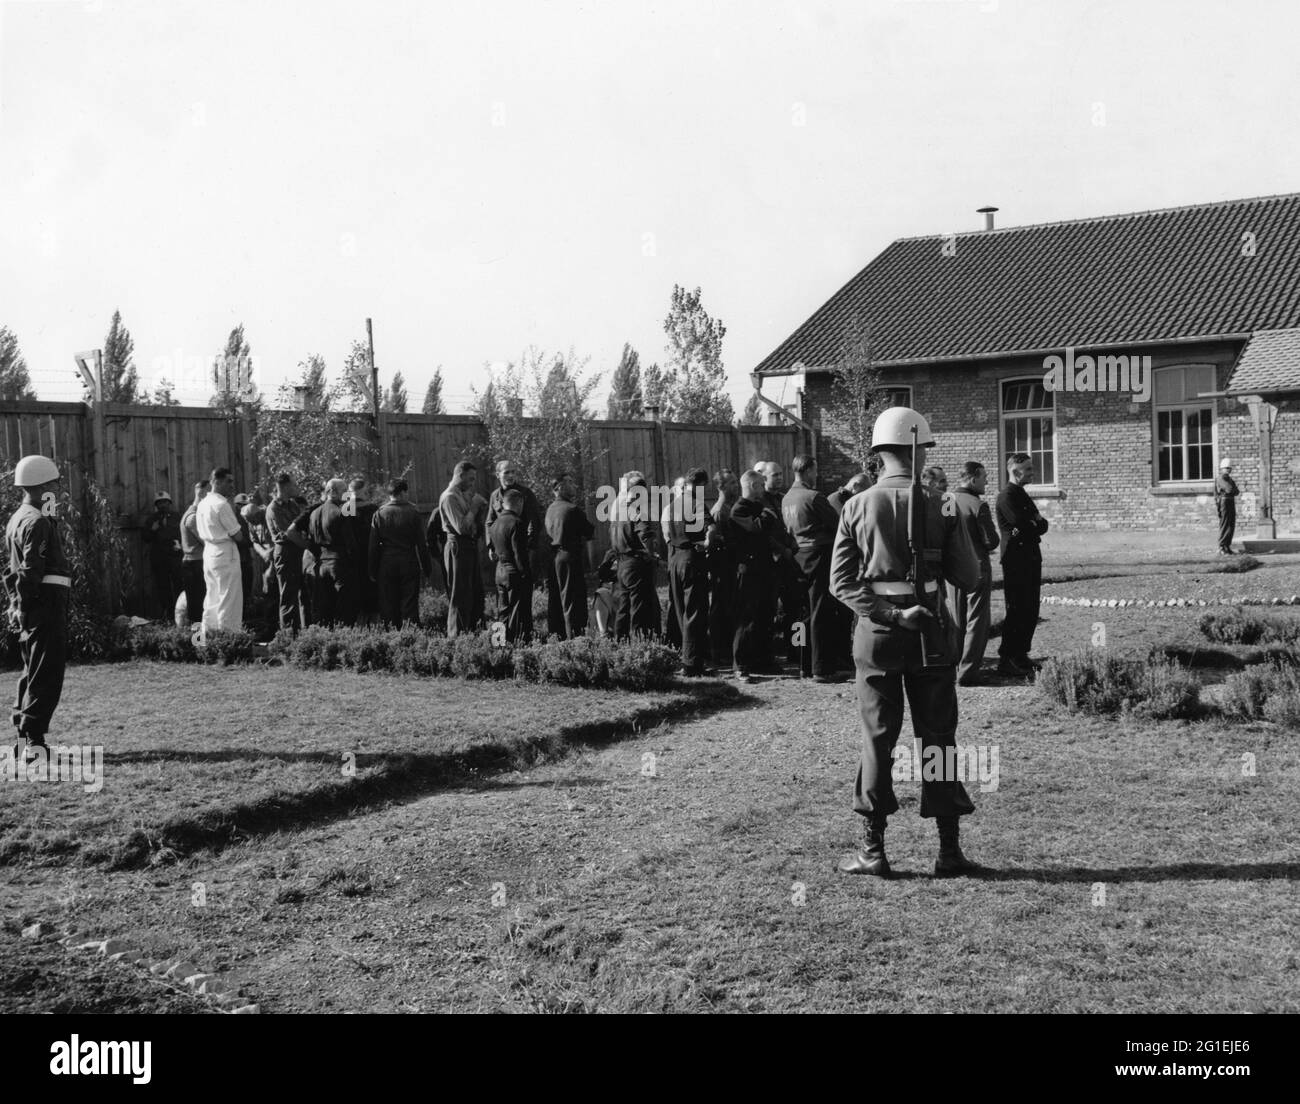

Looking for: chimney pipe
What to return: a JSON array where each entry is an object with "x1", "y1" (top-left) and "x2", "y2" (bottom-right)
[{"x1": 977, "y1": 206, "x2": 998, "y2": 231}]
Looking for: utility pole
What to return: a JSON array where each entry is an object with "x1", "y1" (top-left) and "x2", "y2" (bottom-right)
[{"x1": 367, "y1": 318, "x2": 379, "y2": 428}]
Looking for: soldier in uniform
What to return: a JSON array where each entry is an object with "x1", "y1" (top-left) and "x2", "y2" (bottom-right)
[
  {"x1": 755, "y1": 459, "x2": 801, "y2": 666},
  {"x1": 610, "y1": 470, "x2": 660, "y2": 640},
  {"x1": 544, "y1": 473, "x2": 594, "y2": 639},
  {"x1": 179, "y1": 480, "x2": 208, "y2": 626},
  {"x1": 782, "y1": 454, "x2": 844, "y2": 682},
  {"x1": 663, "y1": 467, "x2": 712, "y2": 676},
  {"x1": 1215, "y1": 458, "x2": 1239, "y2": 555},
  {"x1": 486, "y1": 459, "x2": 546, "y2": 580},
  {"x1": 946, "y1": 462, "x2": 1001, "y2": 686},
  {"x1": 4, "y1": 456, "x2": 71, "y2": 762},
  {"x1": 141, "y1": 491, "x2": 183, "y2": 619},
  {"x1": 310, "y1": 478, "x2": 359, "y2": 627},
  {"x1": 727, "y1": 470, "x2": 780, "y2": 682},
  {"x1": 831, "y1": 408, "x2": 983, "y2": 878},
  {"x1": 488, "y1": 488, "x2": 534, "y2": 641},
  {"x1": 996, "y1": 452, "x2": 1049, "y2": 676},
  {"x1": 369, "y1": 478, "x2": 431, "y2": 628},
  {"x1": 440, "y1": 460, "x2": 484, "y2": 637},
  {"x1": 346, "y1": 477, "x2": 380, "y2": 623},
  {"x1": 266, "y1": 473, "x2": 306, "y2": 634},
  {"x1": 707, "y1": 469, "x2": 740, "y2": 671}
]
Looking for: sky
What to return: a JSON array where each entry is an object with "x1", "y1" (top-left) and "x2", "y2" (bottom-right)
[{"x1": 2, "y1": 0, "x2": 1299, "y2": 415}]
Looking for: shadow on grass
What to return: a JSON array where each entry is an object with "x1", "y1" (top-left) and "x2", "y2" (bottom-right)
[
  {"x1": 100, "y1": 681, "x2": 749, "y2": 871},
  {"x1": 962, "y1": 862, "x2": 1300, "y2": 883}
]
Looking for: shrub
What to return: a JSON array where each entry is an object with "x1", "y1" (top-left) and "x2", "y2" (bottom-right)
[
  {"x1": 1199, "y1": 610, "x2": 1300, "y2": 646},
  {"x1": 1220, "y1": 663, "x2": 1300, "y2": 725},
  {"x1": 195, "y1": 629, "x2": 256, "y2": 665},
  {"x1": 1036, "y1": 650, "x2": 1201, "y2": 719},
  {"x1": 418, "y1": 590, "x2": 450, "y2": 629},
  {"x1": 1207, "y1": 554, "x2": 1261, "y2": 574},
  {"x1": 450, "y1": 633, "x2": 512, "y2": 679},
  {"x1": 603, "y1": 635, "x2": 680, "y2": 690}
]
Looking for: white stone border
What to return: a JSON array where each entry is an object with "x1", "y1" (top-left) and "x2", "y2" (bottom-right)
[
  {"x1": 20, "y1": 922, "x2": 259, "y2": 1014},
  {"x1": 1042, "y1": 595, "x2": 1300, "y2": 608}
]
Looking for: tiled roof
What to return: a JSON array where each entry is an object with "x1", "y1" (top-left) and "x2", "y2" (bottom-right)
[
  {"x1": 755, "y1": 193, "x2": 1300, "y2": 374},
  {"x1": 1226, "y1": 329, "x2": 1300, "y2": 396}
]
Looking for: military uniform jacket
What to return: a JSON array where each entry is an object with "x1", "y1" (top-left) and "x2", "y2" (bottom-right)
[
  {"x1": 486, "y1": 484, "x2": 544, "y2": 548},
  {"x1": 545, "y1": 500, "x2": 594, "y2": 554},
  {"x1": 996, "y1": 483, "x2": 1049, "y2": 558},
  {"x1": 5, "y1": 504, "x2": 71, "y2": 611},
  {"x1": 762, "y1": 489, "x2": 797, "y2": 555},
  {"x1": 142, "y1": 509, "x2": 182, "y2": 565},
  {"x1": 1215, "y1": 474, "x2": 1239, "y2": 503},
  {"x1": 830, "y1": 475, "x2": 980, "y2": 625},
  {"x1": 781, "y1": 485, "x2": 839, "y2": 550},
  {"x1": 727, "y1": 497, "x2": 780, "y2": 570},
  {"x1": 610, "y1": 496, "x2": 659, "y2": 559},
  {"x1": 309, "y1": 500, "x2": 358, "y2": 562},
  {"x1": 950, "y1": 489, "x2": 1000, "y2": 568},
  {"x1": 489, "y1": 512, "x2": 532, "y2": 577},
  {"x1": 370, "y1": 500, "x2": 432, "y2": 578}
]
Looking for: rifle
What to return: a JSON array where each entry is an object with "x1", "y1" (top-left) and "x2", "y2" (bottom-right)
[{"x1": 909, "y1": 424, "x2": 951, "y2": 667}]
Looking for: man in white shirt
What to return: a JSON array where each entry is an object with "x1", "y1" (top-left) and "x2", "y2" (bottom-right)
[
  {"x1": 439, "y1": 460, "x2": 486, "y2": 637},
  {"x1": 195, "y1": 466, "x2": 246, "y2": 631}
]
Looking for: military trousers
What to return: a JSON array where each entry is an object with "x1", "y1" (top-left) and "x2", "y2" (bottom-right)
[
  {"x1": 999, "y1": 547, "x2": 1042, "y2": 661},
  {"x1": 733, "y1": 562, "x2": 776, "y2": 673},
  {"x1": 316, "y1": 553, "x2": 356, "y2": 627},
  {"x1": 613, "y1": 554, "x2": 659, "y2": 641},
  {"x1": 852, "y1": 615, "x2": 974, "y2": 820},
  {"x1": 12, "y1": 587, "x2": 69, "y2": 744},
  {"x1": 947, "y1": 563, "x2": 992, "y2": 684},
  {"x1": 272, "y1": 543, "x2": 301, "y2": 634},
  {"x1": 794, "y1": 544, "x2": 836, "y2": 677},
  {"x1": 707, "y1": 549, "x2": 736, "y2": 669},
  {"x1": 377, "y1": 554, "x2": 422, "y2": 629},
  {"x1": 181, "y1": 559, "x2": 206, "y2": 627},
  {"x1": 444, "y1": 534, "x2": 481, "y2": 638},
  {"x1": 668, "y1": 546, "x2": 710, "y2": 671},
  {"x1": 546, "y1": 548, "x2": 587, "y2": 639},
  {"x1": 495, "y1": 563, "x2": 534, "y2": 642},
  {"x1": 1217, "y1": 501, "x2": 1236, "y2": 552}
]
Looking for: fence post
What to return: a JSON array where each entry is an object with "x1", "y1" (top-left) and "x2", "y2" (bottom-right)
[{"x1": 646, "y1": 404, "x2": 666, "y2": 487}]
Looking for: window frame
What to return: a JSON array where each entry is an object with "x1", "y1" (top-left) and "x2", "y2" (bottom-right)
[
  {"x1": 1151, "y1": 364, "x2": 1218, "y2": 486},
  {"x1": 998, "y1": 375, "x2": 1058, "y2": 489}
]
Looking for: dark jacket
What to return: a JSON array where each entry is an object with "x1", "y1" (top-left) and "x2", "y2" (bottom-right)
[
  {"x1": 950, "y1": 489, "x2": 1000, "y2": 568},
  {"x1": 727, "y1": 497, "x2": 780, "y2": 571},
  {"x1": 486, "y1": 485, "x2": 544, "y2": 548},
  {"x1": 545, "y1": 499, "x2": 594, "y2": 555},
  {"x1": 996, "y1": 483, "x2": 1049, "y2": 558},
  {"x1": 369, "y1": 500, "x2": 432, "y2": 579},
  {"x1": 489, "y1": 512, "x2": 532, "y2": 577},
  {"x1": 309, "y1": 500, "x2": 358, "y2": 562},
  {"x1": 781, "y1": 484, "x2": 839, "y2": 550}
]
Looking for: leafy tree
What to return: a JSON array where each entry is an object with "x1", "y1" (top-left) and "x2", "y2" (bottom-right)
[
  {"x1": 827, "y1": 315, "x2": 887, "y2": 474},
  {"x1": 422, "y1": 368, "x2": 445, "y2": 414},
  {"x1": 470, "y1": 347, "x2": 602, "y2": 502},
  {"x1": 252, "y1": 383, "x2": 378, "y2": 500},
  {"x1": 738, "y1": 391, "x2": 764, "y2": 426},
  {"x1": 606, "y1": 343, "x2": 643, "y2": 420},
  {"x1": 382, "y1": 370, "x2": 409, "y2": 413},
  {"x1": 294, "y1": 354, "x2": 330, "y2": 411},
  {"x1": 641, "y1": 361, "x2": 667, "y2": 416},
  {"x1": 0, "y1": 326, "x2": 36, "y2": 400},
  {"x1": 209, "y1": 323, "x2": 260, "y2": 412},
  {"x1": 100, "y1": 310, "x2": 142, "y2": 403},
  {"x1": 338, "y1": 339, "x2": 375, "y2": 413},
  {"x1": 660, "y1": 285, "x2": 731, "y2": 423},
  {"x1": 150, "y1": 378, "x2": 181, "y2": 406}
]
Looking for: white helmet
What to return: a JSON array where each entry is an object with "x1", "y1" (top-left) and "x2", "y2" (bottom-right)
[
  {"x1": 13, "y1": 455, "x2": 60, "y2": 488},
  {"x1": 870, "y1": 407, "x2": 934, "y2": 452}
]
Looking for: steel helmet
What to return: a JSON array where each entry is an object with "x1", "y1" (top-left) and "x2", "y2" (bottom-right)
[
  {"x1": 13, "y1": 455, "x2": 60, "y2": 488},
  {"x1": 870, "y1": 407, "x2": 934, "y2": 452}
]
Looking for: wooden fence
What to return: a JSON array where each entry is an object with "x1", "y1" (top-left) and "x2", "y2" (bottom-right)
[{"x1": 0, "y1": 401, "x2": 804, "y2": 613}]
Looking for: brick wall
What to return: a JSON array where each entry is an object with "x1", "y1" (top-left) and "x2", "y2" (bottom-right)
[{"x1": 800, "y1": 341, "x2": 1299, "y2": 534}]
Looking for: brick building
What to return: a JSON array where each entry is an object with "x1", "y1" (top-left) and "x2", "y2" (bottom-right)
[{"x1": 753, "y1": 194, "x2": 1300, "y2": 536}]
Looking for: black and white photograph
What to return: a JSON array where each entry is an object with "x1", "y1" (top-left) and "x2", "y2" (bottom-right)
[{"x1": 0, "y1": 0, "x2": 1295, "y2": 1064}]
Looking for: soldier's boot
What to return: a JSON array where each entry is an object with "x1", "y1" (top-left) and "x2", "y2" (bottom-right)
[
  {"x1": 838, "y1": 813, "x2": 891, "y2": 877},
  {"x1": 934, "y1": 815, "x2": 980, "y2": 877}
]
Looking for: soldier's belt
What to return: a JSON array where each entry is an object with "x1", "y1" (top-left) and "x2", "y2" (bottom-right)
[
  {"x1": 870, "y1": 580, "x2": 937, "y2": 595},
  {"x1": 40, "y1": 575, "x2": 71, "y2": 587}
]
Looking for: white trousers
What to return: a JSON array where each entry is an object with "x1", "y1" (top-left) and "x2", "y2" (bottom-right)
[{"x1": 202, "y1": 543, "x2": 244, "y2": 632}]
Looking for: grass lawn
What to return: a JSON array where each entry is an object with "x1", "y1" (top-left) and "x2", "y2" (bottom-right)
[{"x1": 2, "y1": 596, "x2": 1295, "y2": 1011}]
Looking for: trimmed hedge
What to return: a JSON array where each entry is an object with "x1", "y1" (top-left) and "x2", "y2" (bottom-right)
[
  {"x1": 1219, "y1": 662, "x2": 1300, "y2": 726},
  {"x1": 118, "y1": 622, "x2": 681, "y2": 690},
  {"x1": 1199, "y1": 609, "x2": 1300, "y2": 646},
  {"x1": 1035, "y1": 650, "x2": 1202, "y2": 720}
]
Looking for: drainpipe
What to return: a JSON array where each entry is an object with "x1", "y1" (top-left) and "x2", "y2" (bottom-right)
[{"x1": 750, "y1": 372, "x2": 817, "y2": 461}]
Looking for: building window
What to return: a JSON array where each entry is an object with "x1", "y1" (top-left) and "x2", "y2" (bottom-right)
[
  {"x1": 1000, "y1": 378, "x2": 1056, "y2": 485},
  {"x1": 865, "y1": 386, "x2": 912, "y2": 410},
  {"x1": 1153, "y1": 365, "x2": 1216, "y2": 483}
]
